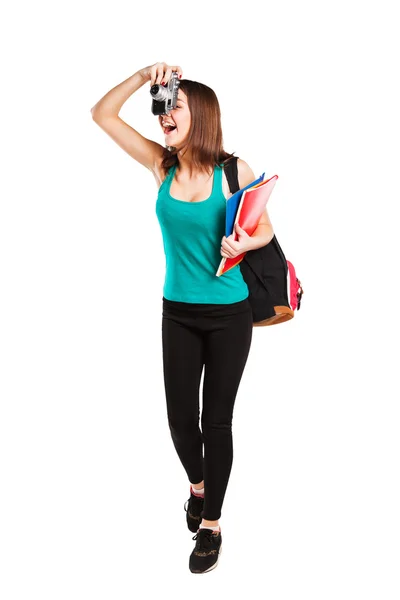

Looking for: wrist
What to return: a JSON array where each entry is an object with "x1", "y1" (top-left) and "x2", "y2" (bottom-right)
[
  {"x1": 247, "y1": 228, "x2": 274, "y2": 251},
  {"x1": 138, "y1": 69, "x2": 150, "y2": 83},
  {"x1": 245, "y1": 237, "x2": 256, "y2": 251}
]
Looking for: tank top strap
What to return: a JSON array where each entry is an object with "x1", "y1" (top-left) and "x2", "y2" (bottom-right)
[
  {"x1": 160, "y1": 163, "x2": 177, "y2": 192},
  {"x1": 214, "y1": 163, "x2": 225, "y2": 197},
  {"x1": 167, "y1": 163, "x2": 177, "y2": 179},
  {"x1": 214, "y1": 163, "x2": 223, "y2": 184}
]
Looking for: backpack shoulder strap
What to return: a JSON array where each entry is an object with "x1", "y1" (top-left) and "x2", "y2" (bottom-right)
[{"x1": 223, "y1": 156, "x2": 240, "y2": 194}]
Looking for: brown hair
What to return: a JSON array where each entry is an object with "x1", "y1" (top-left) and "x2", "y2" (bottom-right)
[{"x1": 160, "y1": 79, "x2": 237, "y2": 176}]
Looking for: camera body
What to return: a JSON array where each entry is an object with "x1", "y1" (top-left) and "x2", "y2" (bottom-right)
[{"x1": 150, "y1": 71, "x2": 180, "y2": 116}]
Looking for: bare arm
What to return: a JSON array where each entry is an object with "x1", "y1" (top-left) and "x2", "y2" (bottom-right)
[{"x1": 90, "y1": 68, "x2": 164, "y2": 172}]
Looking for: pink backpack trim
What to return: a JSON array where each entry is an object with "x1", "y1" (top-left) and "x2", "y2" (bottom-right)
[{"x1": 287, "y1": 261, "x2": 304, "y2": 311}]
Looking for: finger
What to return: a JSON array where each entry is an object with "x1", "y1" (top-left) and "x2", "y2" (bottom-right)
[
  {"x1": 236, "y1": 223, "x2": 248, "y2": 235},
  {"x1": 154, "y1": 64, "x2": 165, "y2": 85},
  {"x1": 221, "y1": 240, "x2": 231, "y2": 251},
  {"x1": 162, "y1": 67, "x2": 172, "y2": 85},
  {"x1": 150, "y1": 64, "x2": 161, "y2": 87},
  {"x1": 224, "y1": 238, "x2": 238, "y2": 251},
  {"x1": 221, "y1": 245, "x2": 233, "y2": 258},
  {"x1": 172, "y1": 65, "x2": 183, "y2": 78},
  {"x1": 149, "y1": 67, "x2": 155, "y2": 87}
]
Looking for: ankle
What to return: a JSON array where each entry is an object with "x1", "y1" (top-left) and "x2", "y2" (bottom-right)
[
  {"x1": 191, "y1": 480, "x2": 204, "y2": 491},
  {"x1": 201, "y1": 519, "x2": 220, "y2": 530},
  {"x1": 190, "y1": 484, "x2": 204, "y2": 497}
]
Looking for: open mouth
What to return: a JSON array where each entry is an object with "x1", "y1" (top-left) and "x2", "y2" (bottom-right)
[{"x1": 164, "y1": 125, "x2": 177, "y2": 135}]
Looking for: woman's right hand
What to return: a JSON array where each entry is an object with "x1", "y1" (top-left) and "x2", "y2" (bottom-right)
[{"x1": 139, "y1": 62, "x2": 183, "y2": 87}]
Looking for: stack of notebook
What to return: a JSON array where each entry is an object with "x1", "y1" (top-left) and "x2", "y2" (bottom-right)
[{"x1": 216, "y1": 172, "x2": 279, "y2": 276}]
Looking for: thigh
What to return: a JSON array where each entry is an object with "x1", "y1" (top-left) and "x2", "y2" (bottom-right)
[
  {"x1": 202, "y1": 308, "x2": 253, "y2": 421},
  {"x1": 162, "y1": 311, "x2": 205, "y2": 422}
]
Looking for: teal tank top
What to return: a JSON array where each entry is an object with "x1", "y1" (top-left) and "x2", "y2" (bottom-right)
[{"x1": 155, "y1": 162, "x2": 249, "y2": 304}]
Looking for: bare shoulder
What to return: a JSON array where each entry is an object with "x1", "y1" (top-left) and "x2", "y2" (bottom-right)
[
  {"x1": 237, "y1": 158, "x2": 256, "y2": 189},
  {"x1": 221, "y1": 157, "x2": 256, "y2": 199}
]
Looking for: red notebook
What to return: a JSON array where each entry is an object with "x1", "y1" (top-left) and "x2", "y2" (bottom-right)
[{"x1": 216, "y1": 174, "x2": 278, "y2": 276}]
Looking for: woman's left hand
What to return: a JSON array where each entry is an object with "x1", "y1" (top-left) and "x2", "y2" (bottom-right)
[{"x1": 220, "y1": 223, "x2": 253, "y2": 258}]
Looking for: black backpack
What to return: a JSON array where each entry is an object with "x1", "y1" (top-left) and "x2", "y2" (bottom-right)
[{"x1": 223, "y1": 157, "x2": 303, "y2": 326}]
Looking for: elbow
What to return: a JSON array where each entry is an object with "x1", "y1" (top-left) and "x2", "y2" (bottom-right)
[
  {"x1": 91, "y1": 107, "x2": 117, "y2": 122},
  {"x1": 90, "y1": 105, "x2": 104, "y2": 120}
]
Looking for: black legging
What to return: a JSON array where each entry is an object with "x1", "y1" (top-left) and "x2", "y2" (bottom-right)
[{"x1": 161, "y1": 296, "x2": 253, "y2": 521}]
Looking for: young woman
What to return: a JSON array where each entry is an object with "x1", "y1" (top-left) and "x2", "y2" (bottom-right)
[{"x1": 91, "y1": 62, "x2": 274, "y2": 574}]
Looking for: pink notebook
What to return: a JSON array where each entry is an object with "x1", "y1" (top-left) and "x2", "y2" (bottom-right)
[{"x1": 216, "y1": 174, "x2": 278, "y2": 276}]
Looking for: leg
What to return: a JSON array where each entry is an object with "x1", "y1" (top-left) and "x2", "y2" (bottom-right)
[
  {"x1": 162, "y1": 311, "x2": 205, "y2": 485},
  {"x1": 200, "y1": 307, "x2": 253, "y2": 521}
]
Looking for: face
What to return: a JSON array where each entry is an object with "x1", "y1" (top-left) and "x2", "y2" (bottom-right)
[{"x1": 159, "y1": 90, "x2": 191, "y2": 149}]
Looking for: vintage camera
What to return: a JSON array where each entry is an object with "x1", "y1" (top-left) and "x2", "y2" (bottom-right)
[{"x1": 150, "y1": 70, "x2": 180, "y2": 116}]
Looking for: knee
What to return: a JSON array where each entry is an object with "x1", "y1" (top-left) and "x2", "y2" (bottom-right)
[
  {"x1": 168, "y1": 416, "x2": 199, "y2": 438},
  {"x1": 201, "y1": 419, "x2": 232, "y2": 436}
]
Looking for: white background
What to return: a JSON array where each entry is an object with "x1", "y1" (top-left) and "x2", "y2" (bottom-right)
[{"x1": 1, "y1": 0, "x2": 399, "y2": 597}]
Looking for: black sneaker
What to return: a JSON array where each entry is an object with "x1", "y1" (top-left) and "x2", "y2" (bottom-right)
[
  {"x1": 189, "y1": 527, "x2": 222, "y2": 574},
  {"x1": 184, "y1": 488, "x2": 204, "y2": 533}
]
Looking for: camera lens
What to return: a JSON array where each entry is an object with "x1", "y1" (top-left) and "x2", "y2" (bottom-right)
[{"x1": 150, "y1": 85, "x2": 168, "y2": 101}]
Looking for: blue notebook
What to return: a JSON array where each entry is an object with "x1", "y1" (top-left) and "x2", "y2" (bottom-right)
[{"x1": 225, "y1": 173, "x2": 265, "y2": 237}]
